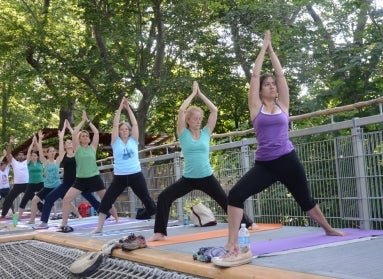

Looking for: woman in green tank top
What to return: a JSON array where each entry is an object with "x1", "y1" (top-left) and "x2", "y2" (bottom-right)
[{"x1": 58, "y1": 111, "x2": 118, "y2": 233}]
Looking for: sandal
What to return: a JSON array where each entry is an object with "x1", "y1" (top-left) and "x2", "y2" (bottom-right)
[{"x1": 57, "y1": 226, "x2": 74, "y2": 233}]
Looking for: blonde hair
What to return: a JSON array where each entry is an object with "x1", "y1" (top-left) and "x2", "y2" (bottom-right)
[
  {"x1": 77, "y1": 130, "x2": 90, "y2": 143},
  {"x1": 185, "y1": 106, "x2": 204, "y2": 127}
]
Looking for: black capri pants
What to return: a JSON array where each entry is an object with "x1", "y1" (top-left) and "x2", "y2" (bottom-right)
[
  {"x1": 98, "y1": 172, "x2": 156, "y2": 216},
  {"x1": 228, "y1": 150, "x2": 316, "y2": 212}
]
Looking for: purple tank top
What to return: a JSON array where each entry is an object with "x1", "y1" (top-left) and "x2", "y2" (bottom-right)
[{"x1": 252, "y1": 105, "x2": 294, "y2": 161}]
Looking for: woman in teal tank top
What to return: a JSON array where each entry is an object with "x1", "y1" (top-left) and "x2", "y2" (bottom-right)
[
  {"x1": 28, "y1": 130, "x2": 61, "y2": 224},
  {"x1": 17, "y1": 136, "x2": 44, "y2": 218},
  {"x1": 58, "y1": 111, "x2": 118, "y2": 232},
  {"x1": 149, "y1": 81, "x2": 256, "y2": 242}
]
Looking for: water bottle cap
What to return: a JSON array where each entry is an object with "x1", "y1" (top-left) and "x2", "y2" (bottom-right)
[{"x1": 241, "y1": 223, "x2": 246, "y2": 228}]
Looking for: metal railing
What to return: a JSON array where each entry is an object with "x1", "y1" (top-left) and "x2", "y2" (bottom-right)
[{"x1": 96, "y1": 111, "x2": 383, "y2": 230}]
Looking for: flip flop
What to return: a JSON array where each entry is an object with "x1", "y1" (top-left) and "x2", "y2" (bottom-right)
[{"x1": 57, "y1": 226, "x2": 74, "y2": 233}]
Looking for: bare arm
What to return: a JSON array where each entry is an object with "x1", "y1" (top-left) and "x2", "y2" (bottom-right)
[
  {"x1": 27, "y1": 136, "x2": 37, "y2": 163},
  {"x1": 249, "y1": 31, "x2": 270, "y2": 121},
  {"x1": 0, "y1": 150, "x2": 6, "y2": 164},
  {"x1": 37, "y1": 131, "x2": 47, "y2": 165},
  {"x1": 6, "y1": 136, "x2": 14, "y2": 163},
  {"x1": 72, "y1": 111, "x2": 87, "y2": 150},
  {"x1": 197, "y1": 87, "x2": 218, "y2": 134},
  {"x1": 112, "y1": 98, "x2": 125, "y2": 144},
  {"x1": 124, "y1": 98, "x2": 139, "y2": 142},
  {"x1": 268, "y1": 39, "x2": 289, "y2": 113},
  {"x1": 89, "y1": 122, "x2": 99, "y2": 150},
  {"x1": 56, "y1": 123, "x2": 66, "y2": 164},
  {"x1": 177, "y1": 81, "x2": 198, "y2": 136}
]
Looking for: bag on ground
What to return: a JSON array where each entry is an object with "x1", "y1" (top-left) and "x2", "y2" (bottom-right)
[{"x1": 190, "y1": 203, "x2": 217, "y2": 227}]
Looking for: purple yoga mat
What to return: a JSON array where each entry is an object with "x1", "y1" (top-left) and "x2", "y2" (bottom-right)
[
  {"x1": 70, "y1": 217, "x2": 145, "y2": 229},
  {"x1": 250, "y1": 228, "x2": 383, "y2": 256}
]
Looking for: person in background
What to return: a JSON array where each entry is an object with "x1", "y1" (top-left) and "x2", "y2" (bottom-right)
[
  {"x1": 28, "y1": 131, "x2": 61, "y2": 224},
  {"x1": 17, "y1": 136, "x2": 44, "y2": 218},
  {"x1": 33, "y1": 120, "x2": 101, "y2": 229},
  {"x1": 58, "y1": 111, "x2": 118, "y2": 232},
  {"x1": 0, "y1": 150, "x2": 14, "y2": 215},
  {"x1": 212, "y1": 31, "x2": 344, "y2": 268},
  {"x1": 148, "y1": 81, "x2": 256, "y2": 242},
  {"x1": 0, "y1": 137, "x2": 29, "y2": 219},
  {"x1": 91, "y1": 96, "x2": 156, "y2": 233}
]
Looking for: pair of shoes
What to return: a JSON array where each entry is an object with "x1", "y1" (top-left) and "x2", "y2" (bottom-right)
[
  {"x1": 57, "y1": 225, "x2": 74, "y2": 233},
  {"x1": 212, "y1": 247, "x2": 253, "y2": 267},
  {"x1": 121, "y1": 233, "x2": 147, "y2": 251}
]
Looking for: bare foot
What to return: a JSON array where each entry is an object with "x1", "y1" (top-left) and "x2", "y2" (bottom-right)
[
  {"x1": 223, "y1": 243, "x2": 239, "y2": 255},
  {"x1": 248, "y1": 223, "x2": 259, "y2": 231},
  {"x1": 326, "y1": 229, "x2": 346, "y2": 236},
  {"x1": 147, "y1": 233, "x2": 165, "y2": 242},
  {"x1": 90, "y1": 228, "x2": 102, "y2": 234}
]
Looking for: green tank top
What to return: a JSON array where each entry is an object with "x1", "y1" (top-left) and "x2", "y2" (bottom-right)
[
  {"x1": 28, "y1": 161, "x2": 44, "y2": 183},
  {"x1": 75, "y1": 146, "x2": 99, "y2": 178}
]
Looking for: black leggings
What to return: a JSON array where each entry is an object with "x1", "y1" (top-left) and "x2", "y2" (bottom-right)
[
  {"x1": 98, "y1": 172, "x2": 156, "y2": 216},
  {"x1": 1, "y1": 183, "x2": 28, "y2": 217},
  {"x1": 154, "y1": 175, "x2": 253, "y2": 235},
  {"x1": 228, "y1": 150, "x2": 316, "y2": 212},
  {"x1": 19, "y1": 182, "x2": 44, "y2": 209}
]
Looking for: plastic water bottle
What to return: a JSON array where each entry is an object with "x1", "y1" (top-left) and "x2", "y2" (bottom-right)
[
  {"x1": 238, "y1": 223, "x2": 250, "y2": 253},
  {"x1": 12, "y1": 213, "x2": 18, "y2": 227},
  {"x1": 183, "y1": 213, "x2": 189, "y2": 226}
]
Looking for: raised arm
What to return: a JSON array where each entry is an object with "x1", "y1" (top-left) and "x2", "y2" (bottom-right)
[
  {"x1": 249, "y1": 31, "x2": 270, "y2": 121},
  {"x1": 267, "y1": 36, "x2": 289, "y2": 113},
  {"x1": 56, "y1": 122, "x2": 66, "y2": 164},
  {"x1": 72, "y1": 111, "x2": 87, "y2": 150},
  {"x1": 196, "y1": 86, "x2": 218, "y2": 134},
  {"x1": 124, "y1": 97, "x2": 139, "y2": 142},
  {"x1": 88, "y1": 121, "x2": 99, "y2": 150},
  {"x1": 6, "y1": 136, "x2": 14, "y2": 163},
  {"x1": 37, "y1": 130, "x2": 47, "y2": 165},
  {"x1": 26, "y1": 136, "x2": 37, "y2": 163},
  {"x1": 0, "y1": 150, "x2": 6, "y2": 164},
  {"x1": 111, "y1": 97, "x2": 125, "y2": 144},
  {"x1": 177, "y1": 81, "x2": 198, "y2": 136}
]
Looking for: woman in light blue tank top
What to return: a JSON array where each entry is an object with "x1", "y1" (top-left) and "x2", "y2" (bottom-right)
[
  {"x1": 149, "y1": 81, "x2": 256, "y2": 242},
  {"x1": 213, "y1": 31, "x2": 345, "y2": 268},
  {"x1": 91, "y1": 96, "x2": 156, "y2": 234}
]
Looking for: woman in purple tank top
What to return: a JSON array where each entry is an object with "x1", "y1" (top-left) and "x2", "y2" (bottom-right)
[{"x1": 213, "y1": 31, "x2": 345, "y2": 268}]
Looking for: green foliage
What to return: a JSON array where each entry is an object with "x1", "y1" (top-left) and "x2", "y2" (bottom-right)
[{"x1": 0, "y1": 0, "x2": 382, "y2": 155}]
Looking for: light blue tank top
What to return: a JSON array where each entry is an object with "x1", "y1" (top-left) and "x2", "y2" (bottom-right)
[
  {"x1": 112, "y1": 137, "x2": 141, "y2": 175},
  {"x1": 44, "y1": 162, "x2": 61, "y2": 188},
  {"x1": 179, "y1": 127, "x2": 212, "y2": 178}
]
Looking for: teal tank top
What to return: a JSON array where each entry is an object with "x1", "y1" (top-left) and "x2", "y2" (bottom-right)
[
  {"x1": 179, "y1": 127, "x2": 213, "y2": 178},
  {"x1": 44, "y1": 162, "x2": 61, "y2": 188},
  {"x1": 28, "y1": 161, "x2": 44, "y2": 183}
]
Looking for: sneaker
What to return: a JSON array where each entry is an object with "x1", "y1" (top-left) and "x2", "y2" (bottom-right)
[
  {"x1": 121, "y1": 233, "x2": 147, "y2": 251},
  {"x1": 212, "y1": 247, "x2": 253, "y2": 267}
]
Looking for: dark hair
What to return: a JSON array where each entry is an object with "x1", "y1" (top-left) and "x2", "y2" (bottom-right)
[{"x1": 260, "y1": 73, "x2": 275, "y2": 88}]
